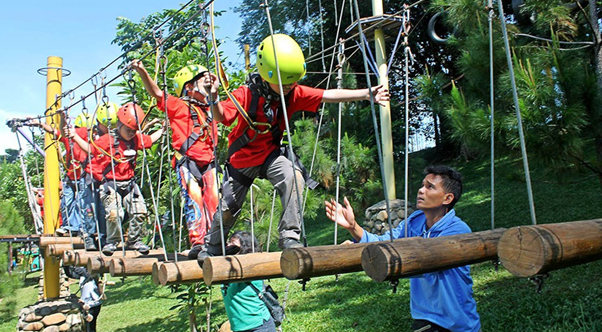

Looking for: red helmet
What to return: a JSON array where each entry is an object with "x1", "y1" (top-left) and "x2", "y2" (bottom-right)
[{"x1": 117, "y1": 103, "x2": 146, "y2": 130}]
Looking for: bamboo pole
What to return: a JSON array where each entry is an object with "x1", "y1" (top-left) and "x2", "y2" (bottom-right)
[
  {"x1": 362, "y1": 229, "x2": 506, "y2": 282},
  {"x1": 498, "y1": 219, "x2": 602, "y2": 277},
  {"x1": 280, "y1": 242, "x2": 372, "y2": 280},
  {"x1": 203, "y1": 252, "x2": 282, "y2": 286},
  {"x1": 155, "y1": 260, "x2": 204, "y2": 286}
]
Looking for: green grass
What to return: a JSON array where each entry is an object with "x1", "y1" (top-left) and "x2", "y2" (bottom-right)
[
  {"x1": 3, "y1": 153, "x2": 602, "y2": 331},
  {"x1": 0, "y1": 272, "x2": 40, "y2": 331}
]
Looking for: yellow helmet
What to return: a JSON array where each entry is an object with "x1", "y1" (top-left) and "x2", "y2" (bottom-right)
[
  {"x1": 173, "y1": 64, "x2": 208, "y2": 97},
  {"x1": 95, "y1": 102, "x2": 119, "y2": 127},
  {"x1": 74, "y1": 113, "x2": 93, "y2": 128},
  {"x1": 257, "y1": 34, "x2": 306, "y2": 85}
]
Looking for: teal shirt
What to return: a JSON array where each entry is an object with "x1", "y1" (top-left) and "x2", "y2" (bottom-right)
[{"x1": 222, "y1": 280, "x2": 271, "y2": 331}]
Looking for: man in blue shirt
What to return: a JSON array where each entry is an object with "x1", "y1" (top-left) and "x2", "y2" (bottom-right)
[{"x1": 325, "y1": 165, "x2": 481, "y2": 332}]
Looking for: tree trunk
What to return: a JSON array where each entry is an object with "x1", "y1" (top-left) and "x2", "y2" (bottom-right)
[{"x1": 589, "y1": 0, "x2": 602, "y2": 189}]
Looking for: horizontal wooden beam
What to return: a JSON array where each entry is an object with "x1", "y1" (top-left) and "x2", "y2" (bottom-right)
[
  {"x1": 362, "y1": 228, "x2": 506, "y2": 282},
  {"x1": 154, "y1": 260, "x2": 204, "y2": 286},
  {"x1": 280, "y1": 243, "x2": 372, "y2": 280},
  {"x1": 45, "y1": 243, "x2": 74, "y2": 257},
  {"x1": 109, "y1": 253, "x2": 189, "y2": 277},
  {"x1": 203, "y1": 252, "x2": 282, "y2": 286},
  {"x1": 498, "y1": 219, "x2": 602, "y2": 277},
  {"x1": 39, "y1": 236, "x2": 84, "y2": 247},
  {"x1": 85, "y1": 249, "x2": 166, "y2": 274}
]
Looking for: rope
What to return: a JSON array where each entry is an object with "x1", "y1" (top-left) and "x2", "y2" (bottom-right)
[
  {"x1": 496, "y1": 0, "x2": 537, "y2": 225},
  {"x1": 261, "y1": 0, "x2": 308, "y2": 247},
  {"x1": 351, "y1": 0, "x2": 394, "y2": 242},
  {"x1": 488, "y1": 1, "x2": 495, "y2": 230},
  {"x1": 403, "y1": 6, "x2": 411, "y2": 239}
]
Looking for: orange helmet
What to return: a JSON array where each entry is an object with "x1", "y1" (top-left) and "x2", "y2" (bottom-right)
[{"x1": 117, "y1": 103, "x2": 146, "y2": 130}]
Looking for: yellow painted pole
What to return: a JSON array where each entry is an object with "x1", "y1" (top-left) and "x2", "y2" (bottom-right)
[
  {"x1": 372, "y1": 1, "x2": 395, "y2": 200},
  {"x1": 41, "y1": 56, "x2": 64, "y2": 299}
]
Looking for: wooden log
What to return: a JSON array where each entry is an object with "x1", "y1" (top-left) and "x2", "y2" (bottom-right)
[
  {"x1": 85, "y1": 249, "x2": 166, "y2": 274},
  {"x1": 362, "y1": 228, "x2": 506, "y2": 282},
  {"x1": 45, "y1": 243, "x2": 74, "y2": 257},
  {"x1": 156, "y1": 260, "x2": 204, "y2": 286},
  {"x1": 498, "y1": 219, "x2": 602, "y2": 277},
  {"x1": 39, "y1": 236, "x2": 84, "y2": 247},
  {"x1": 109, "y1": 253, "x2": 189, "y2": 277},
  {"x1": 151, "y1": 262, "x2": 161, "y2": 285},
  {"x1": 63, "y1": 250, "x2": 79, "y2": 265},
  {"x1": 203, "y1": 252, "x2": 282, "y2": 286},
  {"x1": 280, "y1": 242, "x2": 373, "y2": 280}
]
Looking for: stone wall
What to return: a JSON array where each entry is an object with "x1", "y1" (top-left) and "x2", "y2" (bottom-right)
[
  {"x1": 362, "y1": 199, "x2": 415, "y2": 235},
  {"x1": 16, "y1": 296, "x2": 84, "y2": 332}
]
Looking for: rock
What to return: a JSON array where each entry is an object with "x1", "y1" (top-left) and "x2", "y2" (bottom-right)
[
  {"x1": 24, "y1": 312, "x2": 43, "y2": 322},
  {"x1": 65, "y1": 313, "x2": 82, "y2": 326},
  {"x1": 42, "y1": 326, "x2": 60, "y2": 332},
  {"x1": 22, "y1": 322, "x2": 44, "y2": 331},
  {"x1": 42, "y1": 313, "x2": 66, "y2": 326},
  {"x1": 376, "y1": 210, "x2": 388, "y2": 222}
]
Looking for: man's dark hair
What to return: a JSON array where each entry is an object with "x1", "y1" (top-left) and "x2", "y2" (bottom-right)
[
  {"x1": 424, "y1": 165, "x2": 463, "y2": 209},
  {"x1": 229, "y1": 231, "x2": 262, "y2": 255}
]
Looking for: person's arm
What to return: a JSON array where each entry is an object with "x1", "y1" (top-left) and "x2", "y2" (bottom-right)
[
  {"x1": 129, "y1": 60, "x2": 163, "y2": 100},
  {"x1": 325, "y1": 196, "x2": 364, "y2": 241},
  {"x1": 202, "y1": 72, "x2": 225, "y2": 122},
  {"x1": 66, "y1": 125, "x2": 91, "y2": 154},
  {"x1": 26, "y1": 118, "x2": 56, "y2": 136},
  {"x1": 321, "y1": 84, "x2": 390, "y2": 106},
  {"x1": 149, "y1": 125, "x2": 165, "y2": 144}
]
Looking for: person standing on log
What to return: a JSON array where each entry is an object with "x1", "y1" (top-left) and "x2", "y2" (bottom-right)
[
  {"x1": 221, "y1": 231, "x2": 277, "y2": 332},
  {"x1": 205, "y1": 33, "x2": 389, "y2": 262},
  {"x1": 129, "y1": 60, "x2": 220, "y2": 260},
  {"x1": 325, "y1": 165, "x2": 481, "y2": 332}
]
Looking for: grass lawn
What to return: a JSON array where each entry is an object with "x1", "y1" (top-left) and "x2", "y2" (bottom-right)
[{"x1": 3, "y1": 153, "x2": 602, "y2": 331}]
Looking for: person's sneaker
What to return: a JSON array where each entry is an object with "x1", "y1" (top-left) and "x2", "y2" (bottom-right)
[
  {"x1": 102, "y1": 243, "x2": 117, "y2": 256},
  {"x1": 126, "y1": 241, "x2": 150, "y2": 255},
  {"x1": 187, "y1": 244, "x2": 204, "y2": 259},
  {"x1": 279, "y1": 238, "x2": 303, "y2": 249},
  {"x1": 84, "y1": 237, "x2": 97, "y2": 251},
  {"x1": 55, "y1": 227, "x2": 68, "y2": 236},
  {"x1": 197, "y1": 250, "x2": 214, "y2": 265}
]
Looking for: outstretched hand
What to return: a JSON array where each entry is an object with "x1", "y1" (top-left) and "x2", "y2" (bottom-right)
[
  {"x1": 128, "y1": 59, "x2": 145, "y2": 72},
  {"x1": 325, "y1": 197, "x2": 357, "y2": 230},
  {"x1": 371, "y1": 85, "x2": 390, "y2": 106}
]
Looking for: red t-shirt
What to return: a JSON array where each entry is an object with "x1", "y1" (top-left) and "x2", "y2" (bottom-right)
[
  {"x1": 89, "y1": 132, "x2": 153, "y2": 181},
  {"x1": 156, "y1": 94, "x2": 216, "y2": 167},
  {"x1": 220, "y1": 84, "x2": 324, "y2": 168},
  {"x1": 60, "y1": 127, "x2": 89, "y2": 180}
]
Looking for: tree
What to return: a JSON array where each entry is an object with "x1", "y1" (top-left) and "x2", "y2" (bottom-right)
[{"x1": 422, "y1": 0, "x2": 602, "y2": 187}]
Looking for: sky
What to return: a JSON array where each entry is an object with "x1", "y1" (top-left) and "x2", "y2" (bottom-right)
[{"x1": 0, "y1": 0, "x2": 242, "y2": 154}]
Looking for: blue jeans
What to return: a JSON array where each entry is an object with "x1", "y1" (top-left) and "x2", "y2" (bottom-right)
[
  {"x1": 60, "y1": 178, "x2": 86, "y2": 232},
  {"x1": 81, "y1": 183, "x2": 106, "y2": 246},
  {"x1": 236, "y1": 317, "x2": 276, "y2": 332}
]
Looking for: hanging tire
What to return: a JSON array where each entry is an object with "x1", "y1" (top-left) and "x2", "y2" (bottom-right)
[{"x1": 428, "y1": 12, "x2": 457, "y2": 45}]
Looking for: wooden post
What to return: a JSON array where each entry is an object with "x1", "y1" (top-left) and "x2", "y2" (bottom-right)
[
  {"x1": 203, "y1": 252, "x2": 282, "y2": 286},
  {"x1": 87, "y1": 256, "x2": 111, "y2": 274},
  {"x1": 498, "y1": 219, "x2": 602, "y2": 277},
  {"x1": 45, "y1": 243, "x2": 73, "y2": 257},
  {"x1": 280, "y1": 243, "x2": 373, "y2": 280},
  {"x1": 109, "y1": 253, "x2": 189, "y2": 277},
  {"x1": 155, "y1": 260, "x2": 204, "y2": 286},
  {"x1": 362, "y1": 229, "x2": 506, "y2": 282}
]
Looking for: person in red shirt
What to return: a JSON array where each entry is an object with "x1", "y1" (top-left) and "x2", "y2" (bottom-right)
[
  {"x1": 71, "y1": 102, "x2": 163, "y2": 255},
  {"x1": 130, "y1": 60, "x2": 220, "y2": 259},
  {"x1": 24, "y1": 115, "x2": 85, "y2": 238},
  {"x1": 202, "y1": 34, "x2": 390, "y2": 262}
]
